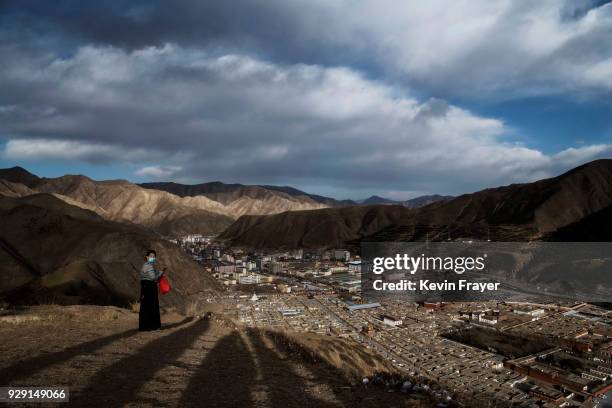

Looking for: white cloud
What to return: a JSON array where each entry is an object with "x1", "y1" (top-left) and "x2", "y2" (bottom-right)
[
  {"x1": 0, "y1": 44, "x2": 610, "y2": 195},
  {"x1": 136, "y1": 165, "x2": 182, "y2": 179},
  {"x1": 3, "y1": 138, "x2": 152, "y2": 163},
  {"x1": 552, "y1": 144, "x2": 612, "y2": 167},
  {"x1": 321, "y1": 0, "x2": 612, "y2": 97}
]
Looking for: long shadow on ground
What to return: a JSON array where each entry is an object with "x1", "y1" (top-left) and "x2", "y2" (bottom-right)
[
  {"x1": 69, "y1": 317, "x2": 208, "y2": 407},
  {"x1": 178, "y1": 330, "x2": 257, "y2": 407},
  {"x1": 246, "y1": 330, "x2": 342, "y2": 408},
  {"x1": 178, "y1": 329, "x2": 345, "y2": 408},
  {"x1": 0, "y1": 318, "x2": 192, "y2": 385}
]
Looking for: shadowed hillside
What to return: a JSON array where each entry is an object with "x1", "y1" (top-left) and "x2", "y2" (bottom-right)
[
  {"x1": 140, "y1": 181, "x2": 354, "y2": 207},
  {"x1": 0, "y1": 194, "x2": 217, "y2": 306},
  {"x1": 221, "y1": 160, "x2": 612, "y2": 248},
  {"x1": 361, "y1": 194, "x2": 453, "y2": 208},
  {"x1": 219, "y1": 205, "x2": 414, "y2": 249},
  {"x1": 0, "y1": 168, "x2": 335, "y2": 236},
  {"x1": 547, "y1": 203, "x2": 612, "y2": 241}
]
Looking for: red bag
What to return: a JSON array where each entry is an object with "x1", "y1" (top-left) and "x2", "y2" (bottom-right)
[{"x1": 159, "y1": 275, "x2": 171, "y2": 295}]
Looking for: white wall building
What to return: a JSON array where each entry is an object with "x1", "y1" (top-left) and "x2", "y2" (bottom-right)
[{"x1": 382, "y1": 315, "x2": 402, "y2": 326}]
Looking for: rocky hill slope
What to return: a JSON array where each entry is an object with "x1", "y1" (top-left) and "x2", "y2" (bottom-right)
[
  {"x1": 360, "y1": 194, "x2": 453, "y2": 207},
  {"x1": 139, "y1": 181, "x2": 356, "y2": 207},
  {"x1": 0, "y1": 194, "x2": 217, "y2": 306},
  {"x1": 0, "y1": 168, "x2": 330, "y2": 236},
  {"x1": 0, "y1": 167, "x2": 450, "y2": 237},
  {"x1": 143, "y1": 181, "x2": 450, "y2": 209},
  {"x1": 32, "y1": 175, "x2": 234, "y2": 236},
  {"x1": 221, "y1": 159, "x2": 612, "y2": 248},
  {"x1": 219, "y1": 205, "x2": 414, "y2": 249},
  {"x1": 139, "y1": 181, "x2": 343, "y2": 209}
]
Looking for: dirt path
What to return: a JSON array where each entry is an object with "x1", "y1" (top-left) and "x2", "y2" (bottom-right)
[{"x1": 0, "y1": 306, "x2": 429, "y2": 407}]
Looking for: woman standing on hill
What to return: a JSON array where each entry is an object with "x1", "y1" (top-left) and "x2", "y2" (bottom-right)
[{"x1": 139, "y1": 249, "x2": 164, "y2": 331}]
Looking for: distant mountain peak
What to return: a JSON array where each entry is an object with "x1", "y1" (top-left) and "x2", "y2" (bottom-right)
[
  {"x1": 359, "y1": 194, "x2": 453, "y2": 208},
  {"x1": 139, "y1": 180, "x2": 354, "y2": 207},
  {"x1": 221, "y1": 159, "x2": 612, "y2": 249},
  {"x1": 0, "y1": 166, "x2": 40, "y2": 187},
  {"x1": 361, "y1": 195, "x2": 397, "y2": 205},
  {"x1": 8, "y1": 165, "x2": 29, "y2": 172}
]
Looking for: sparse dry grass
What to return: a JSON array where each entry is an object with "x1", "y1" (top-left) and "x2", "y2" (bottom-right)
[
  {"x1": 262, "y1": 328, "x2": 398, "y2": 381},
  {"x1": 180, "y1": 298, "x2": 224, "y2": 318},
  {"x1": 0, "y1": 314, "x2": 43, "y2": 324},
  {"x1": 130, "y1": 301, "x2": 140, "y2": 314},
  {"x1": 183, "y1": 300, "x2": 202, "y2": 317},
  {"x1": 0, "y1": 305, "x2": 131, "y2": 325}
]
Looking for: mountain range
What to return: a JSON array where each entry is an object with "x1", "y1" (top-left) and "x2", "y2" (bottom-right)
[
  {"x1": 359, "y1": 194, "x2": 453, "y2": 207},
  {"x1": 2, "y1": 160, "x2": 612, "y2": 306},
  {"x1": 139, "y1": 181, "x2": 355, "y2": 207},
  {"x1": 221, "y1": 159, "x2": 612, "y2": 249},
  {"x1": 0, "y1": 167, "x2": 449, "y2": 236},
  {"x1": 0, "y1": 166, "x2": 453, "y2": 306},
  {"x1": 141, "y1": 181, "x2": 451, "y2": 209}
]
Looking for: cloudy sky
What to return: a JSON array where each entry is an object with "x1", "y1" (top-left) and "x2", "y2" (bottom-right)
[{"x1": 0, "y1": 0, "x2": 611, "y2": 199}]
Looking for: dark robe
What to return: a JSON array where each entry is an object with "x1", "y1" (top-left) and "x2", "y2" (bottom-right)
[{"x1": 139, "y1": 280, "x2": 161, "y2": 331}]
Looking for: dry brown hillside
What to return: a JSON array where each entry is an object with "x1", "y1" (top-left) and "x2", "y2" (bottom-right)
[
  {"x1": 219, "y1": 205, "x2": 414, "y2": 249},
  {"x1": 0, "y1": 194, "x2": 217, "y2": 307},
  {"x1": 0, "y1": 167, "x2": 331, "y2": 236},
  {"x1": 32, "y1": 175, "x2": 234, "y2": 235},
  {"x1": 221, "y1": 159, "x2": 612, "y2": 248}
]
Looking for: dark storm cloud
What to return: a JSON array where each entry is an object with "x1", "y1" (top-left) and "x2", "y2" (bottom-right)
[
  {"x1": 0, "y1": 0, "x2": 352, "y2": 66},
  {"x1": 3, "y1": 1, "x2": 612, "y2": 99}
]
